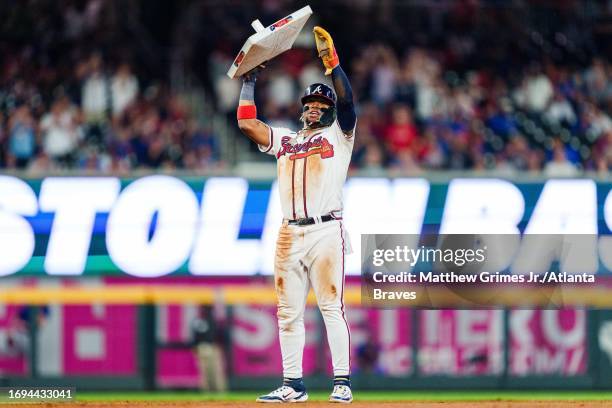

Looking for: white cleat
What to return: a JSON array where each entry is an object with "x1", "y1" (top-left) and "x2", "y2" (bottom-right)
[
  {"x1": 256, "y1": 385, "x2": 309, "y2": 403},
  {"x1": 329, "y1": 384, "x2": 353, "y2": 403}
]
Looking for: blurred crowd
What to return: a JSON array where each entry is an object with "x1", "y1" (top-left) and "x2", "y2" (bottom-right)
[
  {"x1": 0, "y1": 0, "x2": 222, "y2": 174},
  {"x1": 1, "y1": 0, "x2": 611, "y2": 175},
  {"x1": 348, "y1": 49, "x2": 612, "y2": 176}
]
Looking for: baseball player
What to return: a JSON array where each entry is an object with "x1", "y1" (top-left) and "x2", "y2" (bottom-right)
[{"x1": 236, "y1": 26, "x2": 356, "y2": 403}]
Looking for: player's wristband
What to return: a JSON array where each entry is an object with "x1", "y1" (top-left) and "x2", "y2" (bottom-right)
[{"x1": 237, "y1": 105, "x2": 257, "y2": 120}]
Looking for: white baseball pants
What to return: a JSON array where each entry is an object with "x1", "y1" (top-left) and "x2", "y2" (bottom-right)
[{"x1": 274, "y1": 219, "x2": 351, "y2": 378}]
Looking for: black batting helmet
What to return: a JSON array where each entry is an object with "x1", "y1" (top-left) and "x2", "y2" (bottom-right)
[{"x1": 301, "y1": 83, "x2": 336, "y2": 107}]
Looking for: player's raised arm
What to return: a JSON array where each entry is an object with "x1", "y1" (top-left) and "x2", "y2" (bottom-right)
[
  {"x1": 236, "y1": 67, "x2": 271, "y2": 147},
  {"x1": 313, "y1": 26, "x2": 356, "y2": 136}
]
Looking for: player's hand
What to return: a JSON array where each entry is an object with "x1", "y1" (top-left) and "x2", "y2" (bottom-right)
[
  {"x1": 242, "y1": 62, "x2": 267, "y2": 82},
  {"x1": 313, "y1": 26, "x2": 339, "y2": 76}
]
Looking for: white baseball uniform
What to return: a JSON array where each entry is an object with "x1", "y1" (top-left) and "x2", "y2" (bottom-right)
[{"x1": 259, "y1": 119, "x2": 354, "y2": 378}]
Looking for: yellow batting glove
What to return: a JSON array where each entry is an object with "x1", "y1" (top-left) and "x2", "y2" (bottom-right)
[{"x1": 313, "y1": 26, "x2": 339, "y2": 76}]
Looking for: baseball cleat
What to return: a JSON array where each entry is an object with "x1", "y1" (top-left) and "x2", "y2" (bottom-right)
[
  {"x1": 329, "y1": 384, "x2": 353, "y2": 403},
  {"x1": 256, "y1": 385, "x2": 309, "y2": 403}
]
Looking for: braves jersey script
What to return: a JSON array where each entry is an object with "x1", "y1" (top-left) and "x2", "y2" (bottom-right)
[{"x1": 259, "y1": 120, "x2": 354, "y2": 221}]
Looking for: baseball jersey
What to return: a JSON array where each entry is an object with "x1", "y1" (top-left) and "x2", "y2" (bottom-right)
[{"x1": 259, "y1": 120, "x2": 355, "y2": 221}]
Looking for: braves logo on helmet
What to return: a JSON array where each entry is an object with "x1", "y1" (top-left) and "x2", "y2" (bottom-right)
[{"x1": 301, "y1": 83, "x2": 336, "y2": 106}]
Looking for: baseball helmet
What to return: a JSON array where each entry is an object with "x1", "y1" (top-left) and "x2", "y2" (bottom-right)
[
  {"x1": 301, "y1": 83, "x2": 336, "y2": 106},
  {"x1": 301, "y1": 83, "x2": 336, "y2": 128}
]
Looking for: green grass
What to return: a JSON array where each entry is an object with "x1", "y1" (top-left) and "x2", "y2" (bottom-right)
[{"x1": 76, "y1": 391, "x2": 612, "y2": 402}]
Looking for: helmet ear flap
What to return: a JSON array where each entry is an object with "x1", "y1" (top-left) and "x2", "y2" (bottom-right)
[{"x1": 319, "y1": 106, "x2": 336, "y2": 127}]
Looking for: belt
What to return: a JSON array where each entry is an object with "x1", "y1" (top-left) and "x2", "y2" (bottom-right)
[{"x1": 287, "y1": 213, "x2": 341, "y2": 226}]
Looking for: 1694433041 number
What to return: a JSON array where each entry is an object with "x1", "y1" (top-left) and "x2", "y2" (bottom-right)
[{"x1": 0, "y1": 387, "x2": 75, "y2": 402}]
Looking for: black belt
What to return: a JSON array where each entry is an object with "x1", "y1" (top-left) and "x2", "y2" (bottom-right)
[{"x1": 287, "y1": 214, "x2": 339, "y2": 226}]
